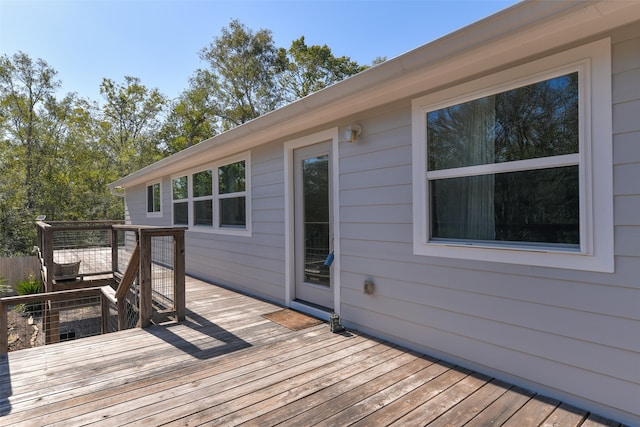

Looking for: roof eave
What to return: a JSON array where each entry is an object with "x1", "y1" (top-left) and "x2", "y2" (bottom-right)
[{"x1": 110, "y1": 0, "x2": 640, "y2": 190}]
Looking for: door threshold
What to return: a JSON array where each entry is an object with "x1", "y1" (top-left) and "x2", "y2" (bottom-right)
[{"x1": 290, "y1": 300, "x2": 332, "y2": 321}]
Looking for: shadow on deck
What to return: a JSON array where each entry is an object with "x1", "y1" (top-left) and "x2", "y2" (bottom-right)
[{"x1": 0, "y1": 275, "x2": 628, "y2": 426}]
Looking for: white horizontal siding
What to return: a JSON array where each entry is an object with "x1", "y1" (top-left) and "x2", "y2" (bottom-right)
[
  {"x1": 125, "y1": 141, "x2": 287, "y2": 303},
  {"x1": 615, "y1": 195, "x2": 640, "y2": 225},
  {"x1": 614, "y1": 131, "x2": 640, "y2": 165},
  {"x1": 187, "y1": 141, "x2": 286, "y2": 302},
  {"x1": 124, "y1": 178, "x2": 172, "y2": 227},
  {"x1": 119, "y1": 23, "x2": 640, "y2": 423},
  {"x1": 338, "y1": 27, "x2": 640, "y2": 423}
]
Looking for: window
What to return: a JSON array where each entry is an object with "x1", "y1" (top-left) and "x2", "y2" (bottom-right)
[
  {"x1": 193, "y1": 169, "x2": 213, "y2": 226},
  {"x1": 172, "y1": 176, "x2": 188, "y2": 225},
  {"x1": 170, "y1": 152, "x2": 251, "y2": 235},
  {"x1": 146, "y1": 182, "x2": 161, "y2": 217},
  {"x1": 218, "y1": 160, "x2": 246, "y2": 228},
  {"x1": 411, "y1": 39, "x2": 613, "y2": 272},
  {"x1": 428, "y1": 73, "x2": 579, "y2": 246}
]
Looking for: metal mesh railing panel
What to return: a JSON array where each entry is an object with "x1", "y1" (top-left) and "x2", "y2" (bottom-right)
[
  {"x1": 151, "y1": 236, "x2": 175, "y2": 310},
  {"x1": 52, "y1": 229, "x2": 112, "y2": 276},
  {"x1": 5, "y1": 302, "x2": 44, "y2": 351},
  {"x1": 5, "y1": 294, "x2": 104, "y2": 352},
  {"x1": 115, "y1": 230, "x2": 136, "y2": 274}
]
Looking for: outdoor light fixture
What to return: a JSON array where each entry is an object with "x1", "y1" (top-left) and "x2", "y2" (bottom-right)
[{"x1": 343, "y1": 124, "x2": 362, "y2": 143}]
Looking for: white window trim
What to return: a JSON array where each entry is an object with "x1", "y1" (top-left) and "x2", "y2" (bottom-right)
[
  {"x1": 214, "y1": 152, "x2": 251, "y2": 236},
  {"x1": 411, "y1": 38, "x2": 613, "y2": 273},
  {"x1": 170, "y1": 151, "x2": 252, "y2": 237},
  {"x1": 146, "y1": 181, "x2": 162, "y2": 218}
]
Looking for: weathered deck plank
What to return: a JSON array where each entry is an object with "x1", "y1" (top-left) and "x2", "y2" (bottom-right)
[{"x1": 1, "y1": 276, "x2": 626, "y2": 426}]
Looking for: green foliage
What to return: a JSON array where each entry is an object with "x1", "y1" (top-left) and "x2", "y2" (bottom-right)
[
  {"x1": 281, "y1": 36, "x2": 368, "y2": 102},
  {"x1": 15, "y1": 274, "x2": 42, "y2": 296},
  {"x1": 0, "y1": 22, "x2": 370, "y2": 255},
  {"x1": 15, "y1": 274, "x2": 42, "y2": 313},
  {"x1": 99, "y1": 76, "x2": 167, "y2": 176},
  {"x1": 199, "y1": 19, "x2": 287, "y2": 130},
  {"x1": 160, "y1": 70, "x2": 220, "y2": 154}
]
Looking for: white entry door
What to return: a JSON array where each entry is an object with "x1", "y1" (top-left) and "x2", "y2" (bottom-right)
[{"x1": 293, "y1": 140, "x2": 333, "y2": 310}]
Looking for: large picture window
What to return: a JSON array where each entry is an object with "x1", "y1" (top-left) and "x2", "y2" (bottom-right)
[
  {"x1": 427, "y1": 73, "x2": 579, "y2": 247},
  {"x1": 170, "y1": 153, "x2": 251, "y2": 235},
  {"x1": 411, "y1": 39, "x2": 613, "y2": 272}
]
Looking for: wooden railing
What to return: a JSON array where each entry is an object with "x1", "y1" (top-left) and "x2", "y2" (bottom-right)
[
  {"x1": 112, "y1": 225, "x2": 186, "y2": 328},
  {"x1": 1, "y1": 221, "x2": 187, "y2": 353},
  {"x1": 36, "y1": 220, "x2": 123, "y2": 292}
]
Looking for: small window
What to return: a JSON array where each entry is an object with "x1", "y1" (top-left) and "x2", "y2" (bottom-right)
[
  {"x1": 172, "y1": 176, "x2": 188, "y2": 225},
  {"x1": 411, "y1": 39, "x2": 613, "y2": 272},
  {"x1": 218, "y1": 160, "x2": 247, "y2": 228},
  {"x1": 193, "y1": 169, "x2": 213, "y2": 227},
  {"x1": 146, "y1": 182, "x2": 161, "y2": 216}
]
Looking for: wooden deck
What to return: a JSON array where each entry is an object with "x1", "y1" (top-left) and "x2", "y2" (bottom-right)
[{"x1": 0, "y1": 276, "x2": 625, "y2": 426}]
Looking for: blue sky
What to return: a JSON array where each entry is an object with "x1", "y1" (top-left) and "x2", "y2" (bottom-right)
[{"x1": 0, "y1": 0, "x2": 519, "y2": 102}]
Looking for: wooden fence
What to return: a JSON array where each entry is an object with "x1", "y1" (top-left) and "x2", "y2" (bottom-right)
[{"x1": 0, "y1": 256, "x2": 40, "y2": 291}]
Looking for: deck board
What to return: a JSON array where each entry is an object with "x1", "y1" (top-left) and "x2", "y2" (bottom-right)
[{"x1": 1, "y1": 276, "x2": 626, "y2": 426}]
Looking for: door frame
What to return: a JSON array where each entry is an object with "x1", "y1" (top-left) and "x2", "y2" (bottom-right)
[{"x1": 284, "y1": 128, "x2": 341, "y2": 320}]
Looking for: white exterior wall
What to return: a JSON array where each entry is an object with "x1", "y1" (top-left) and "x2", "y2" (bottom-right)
[
  {"x1": 125, "y1": 141, "x2": 288, "y2": 303},
  {"x1": 338, "y1": 26, "x2": 640, "y2": 424},
  {"x1": 121, "y1": 22, "x2": 640, "y2": 424}
]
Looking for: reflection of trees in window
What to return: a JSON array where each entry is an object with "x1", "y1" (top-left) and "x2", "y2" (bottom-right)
[
  {"x1": 427, "y1": 72, "x2": 580, "y2": 246},
  {"x1": 428, "y1": 73, "x2": 578, "y2": 169},
  {"x1": 303, "y1": 155, "x2": 330, "y2": 282},
  {"x1": 172, "y1": 176, "x2": 188, "y2": 200},
  {"x1": 494, "y1": 167, "x2": 578, "y2": 244},
  {"x1": 218, "y1": 161, "x2": 245, "y2": 194},
  {"x1": 193, "y1": 170, "x2": 212, "y2": 197},
  {"x1": 172, "y1": 176, "x2": 189, "y2": 225},
  {"x1": 494, "y1": 73, "x2": 578, "y2": 162},
  {"x1": 218, "y1": 160, "x2": 247, "y2": 228},
  {"x1": 303, "y1": 156, "x2": 329, "y2": 224}
]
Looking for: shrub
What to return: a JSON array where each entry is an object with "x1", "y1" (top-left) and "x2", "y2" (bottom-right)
[
  {"x1": 15, "y1": 275, "x2": 42, "y2": 295},
  {"x1": 15, "y1": 274, "x2": 42, "y2": 314}
]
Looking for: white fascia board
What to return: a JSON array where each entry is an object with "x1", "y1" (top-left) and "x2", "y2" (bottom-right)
[{"x1": 109, "y1": 0, "x2": 640, "y2": 190}]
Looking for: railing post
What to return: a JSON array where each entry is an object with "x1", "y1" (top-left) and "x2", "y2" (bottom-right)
[
  {"x1": 0, "y1": 300, "x2": 8, "y2": 353},
  {"x1": 138, "y1": 230, "x2": 152, "y2": 328},
  {"x1": 100, "y1": 293, "x2": 109, "y2": 334},
  {"x1": 117, "y1": 299, "x2": 125, "y2": 330},
  {"x1": 111, "y1": 227, "x2": 119, "y2": 274},
  {"x1": 173, "y1": 231, "x2": 185, "y2": 321},
  {"x1": 43, "y1": 226, "x2": 54, "y2": 293},
  {"x1": 45, "y1": 301, "x2": 60, "y2": 345}
]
